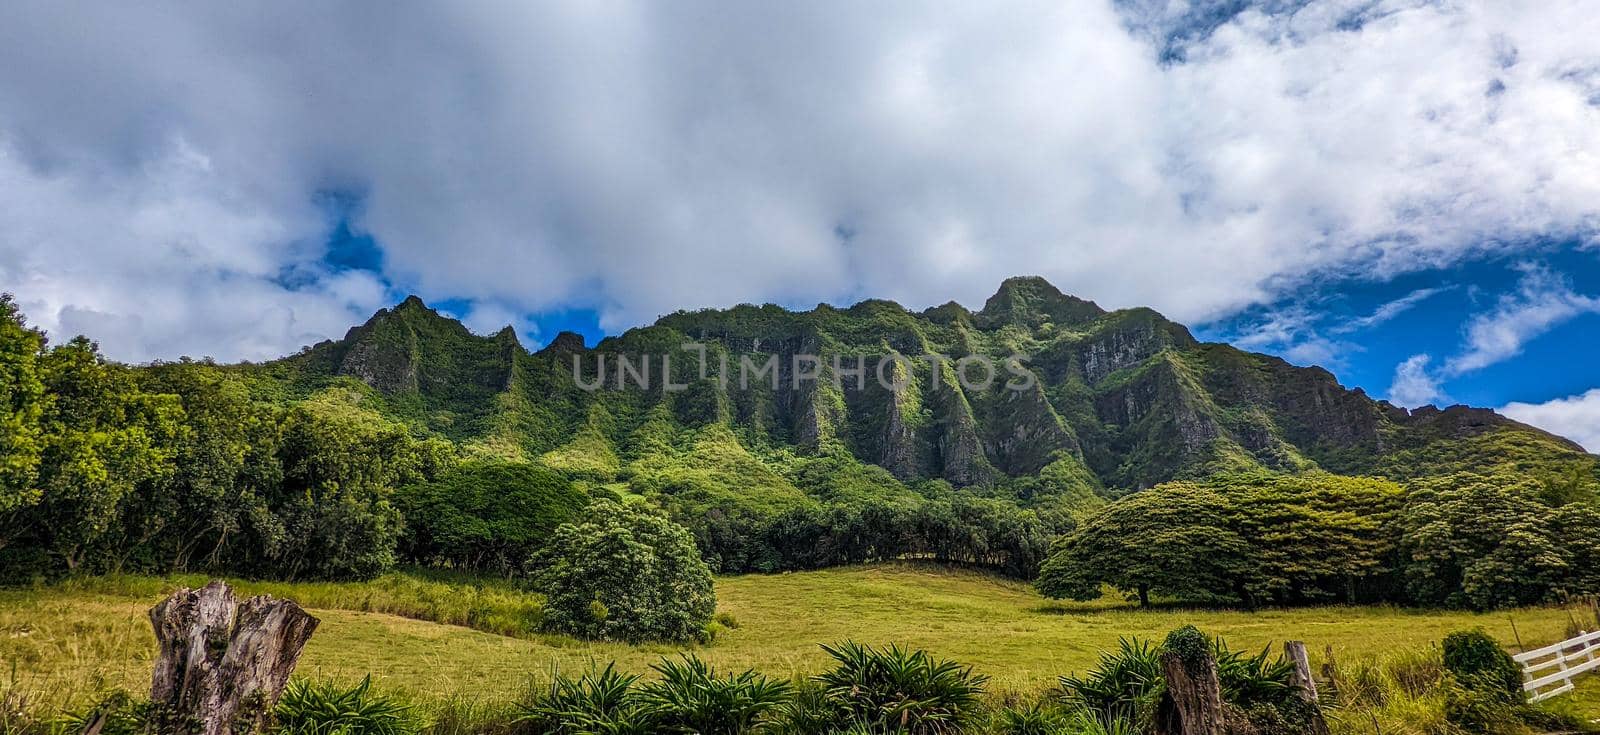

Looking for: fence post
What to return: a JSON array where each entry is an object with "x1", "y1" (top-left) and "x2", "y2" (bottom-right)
[
  {"x1": 148, "y1": 580, "x2": 320, "y2": 735},
  {"x1": 1284, "y1": 641, "x2": 1331, "y2": 735}
]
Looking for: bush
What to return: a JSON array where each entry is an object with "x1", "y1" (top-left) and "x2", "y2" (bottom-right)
[
  {"x1": 1441, "y1": 630, "x2": 1523, "y2": 704},
  {"x1": 1058, "y1": 638, "x2": 1164, "y2": 728},
  {"x1": 274, "y1": 675, "x2": 424, "y2": 735},
  {"x1": 532, "y1": 501, "x2": 716, "y2": 642},
  {"x1": 516, "y1": 664, "x2": 654, "y2": 735},
  {"x1": 636, "y1": 655, "x2": 791, "y2": 733},
  {"x1": 815, "y1": 641, "x2": 989, "y2": 734}
]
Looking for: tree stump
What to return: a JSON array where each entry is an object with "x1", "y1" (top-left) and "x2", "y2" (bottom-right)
[
  {"x1": 148, "y1": 580, "x2": 319, "y2": 735},
  {"x1": 1157, "y1": 650, "x2": 1226, "y2": 735},
  {"x1": 1284, "y1": 641, "x2": 1331, "y2": 735}
]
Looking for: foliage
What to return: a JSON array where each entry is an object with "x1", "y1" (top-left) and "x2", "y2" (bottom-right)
[
  {"x1": 397, "y1": 460, "x2": 586, "y2": 574},
  {"x1": 0, "y1": 295, "x2": 45, "y2": 517},
  {"x1": 1398, "y1": 473, "x2": 1596, "y2": 609},
  {"x1": 1058, "y1": 638, "x2": 1165, "y2": 728},
  {"x1": 1441, "y1": 630, "x2": 1524, "y2": 704},
  {"x1": 274, "y1": 675, "x2": 425, "y2": 735},
  {"x1": 532, "y1": 500, "x2": 716, "y2": 642},
  {"x1": 516, "y1": 664, "x2": 655, "y2": 735},
  {"x1": 1038, "y1": 471, "x2": 1600, "y2": 610},
  {"x1": 635, "y1": 655, "x2": 791, "y2": 734},
  {"x1": 814, "y1": 641, "x2": 990, "y2": 734}
]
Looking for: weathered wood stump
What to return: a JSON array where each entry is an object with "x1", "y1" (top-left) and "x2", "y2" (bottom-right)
[
  {"x1": 148, "y1": 580, "x2": 319, "y2": 735},
  {"x1": 1285, "y1": 640, "x2": 1331, "y2": 735},
  {"x1": 1157, "y1": 649, "x2": 1227, "y2": 735}
]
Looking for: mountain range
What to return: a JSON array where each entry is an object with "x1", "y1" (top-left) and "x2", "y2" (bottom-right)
[{"x1": 222, "y1": 276, "x2": 1594, "y2": 510}]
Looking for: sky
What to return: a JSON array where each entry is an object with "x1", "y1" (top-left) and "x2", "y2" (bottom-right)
[{"x1": 0, "y1": 0, "x2": 1596, "y2": 451}]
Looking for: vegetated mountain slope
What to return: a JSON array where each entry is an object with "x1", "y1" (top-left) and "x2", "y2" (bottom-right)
[{"x1": 234, "y1": 277, "x2": 1598, "y2": 505}]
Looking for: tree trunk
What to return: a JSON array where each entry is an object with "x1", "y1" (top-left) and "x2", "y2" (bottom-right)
[
  {"x1": 1139, "y1": 585, "x2": 1150, "y2": 607},
  {"x1": 1284, "y1": 641, "x2": 1331, "y2": 735},
  {"x1": 148, "y1": 580, "x2": 319, "y2": 735},
  {"x1": 1157, "y1": 650, "x2": 1226, "y2": 735}
]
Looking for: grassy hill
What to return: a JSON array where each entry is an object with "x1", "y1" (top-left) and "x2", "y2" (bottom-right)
[{"x1": 5, "y1": 564, "x2": 1594, "y2": 704}]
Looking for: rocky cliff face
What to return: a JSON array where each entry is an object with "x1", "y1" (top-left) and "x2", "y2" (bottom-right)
[{"x1": 256, "y1": 277, "x2": 1597, "y2": 495}]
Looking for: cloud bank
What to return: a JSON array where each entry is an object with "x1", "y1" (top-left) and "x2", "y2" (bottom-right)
[
  {"x1": 1502, "y1": 389, "x2": 1600, "y2": 453},
  {"x1": 2, "y1": 1, "x2": 1599, "y2": 362}
]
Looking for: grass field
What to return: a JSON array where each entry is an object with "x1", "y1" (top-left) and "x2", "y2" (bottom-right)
[{"x1": 4, "y1": 563, "x2": 1598, "y2": 712}]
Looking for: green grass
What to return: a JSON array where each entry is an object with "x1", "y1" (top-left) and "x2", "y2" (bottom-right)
[{"x1": 2, "y1": 563, "x2": 1595, "y2": 715}]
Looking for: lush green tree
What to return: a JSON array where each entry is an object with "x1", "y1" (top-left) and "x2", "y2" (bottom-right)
[
  {"x1": 532, "y1": 501, "x2": 715, "y2": 642},
  {"x1": 22, "y1": 337, "x2": 181, "y2": 571},
  {"x1": 1399, "y1": 473, "x2": 1575, "y2": 609},
  {"x1": 267, "y1": 392, "x2": 452, "y2": 579},
  {"x1": 1037, "y1": 473, "x2": 1403, "y2": 606},
  {"x1": 1209, "y1": 473, "x2": 1402, "y2": 604},
  {"x1": 398, "y1": 460, "x2": 587, "y2": 574},
  {"x1": 0, "y1": 295, "x2": 45, "y2": 518},
  {"x1": 1036, "y1": 483, "x2": 1254, "y2": 606},
  {"x1": 115, "y1": 362, "x2": 285, "y2": 573}
]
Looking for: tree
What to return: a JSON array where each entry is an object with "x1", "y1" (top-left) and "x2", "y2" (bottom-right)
[
  {"x1": 0, "y1": 295, "x2": 45, "y2": 518},
  {"x1": 533, "y1": 501, "x2": 715, "y2": 642},
  {"x1": 118, "y1": 362, "x2": 285, "y2": 573},
  {"x1": 267, "y1": 391, "x2": 452, "y2": 579},
  {"x1": 1036, "y1": 484, "x2": 1255, "y2": 606},
  {"x1": 398, "y1": 460, "x2": 587, "y2": 574},
  {"x1": 1398, "y1": 473, "x2": 1570, "y2": 609},
  {"x1": 25, "y1": 336, "x2": 181, "y2": 571},
  {"x1": 1035, "y1": 473, "x2": 1403, "y2": 607}
]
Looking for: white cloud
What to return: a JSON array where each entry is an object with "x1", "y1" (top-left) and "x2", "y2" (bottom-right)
[
  {"x1": 1502, "y1": 388, "x2": 1600, "y2": 452},
  {"x1": 1334, "y1": 286, "x2": 1452, "y2": 333},
  {"x1": 1, "y1": 1, "x2": 1599, "y2": 360},
  {"x1": 1444, "y1": 264, "x2": 1600, "y2": 375},
  {"x1": 1388, "y1": 353, "x2": 1443, "y2": 408}
]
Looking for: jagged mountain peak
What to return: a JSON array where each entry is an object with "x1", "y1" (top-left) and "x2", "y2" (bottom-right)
[{"x1": 977, "y1": 276, "x2": 1106, "y2": 329}]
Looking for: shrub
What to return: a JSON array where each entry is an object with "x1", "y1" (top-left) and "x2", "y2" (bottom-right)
[
  {"x1": 771, "y1": 679, "x2": 842, "y2": 735},
  {"x1": 635, "y1": 655, "x2": 791, "y2": 734},
  {"x1": 532, "y1": 501, "x2": 716, "y2": 642},
  {"x1": 516, "y1": 664, "x2": 654, "y2": 735},
  {"x1": 1441, "y1": 630, "x2": 1523, "y2": 704},
  {"x1": 815, "y1": 641, "x2": 989, "y2": 734},
  {"x1": 1442, "y1": 678, "x2": 1522, "y2": 735},
  {"x1": 274, "y1": 675, "x2": 424, "y2": 735},
  {"x1": 1058, "y1": 638, "x2": 1164, "y2": 727},
  {"x1": 1162, "y1": 626, "x2": 1210, "y2": 669}
]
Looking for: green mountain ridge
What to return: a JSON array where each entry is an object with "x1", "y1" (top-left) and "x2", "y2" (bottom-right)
[{"x1": 239, "y1": 276, "x2": 1594, "y2": 502}]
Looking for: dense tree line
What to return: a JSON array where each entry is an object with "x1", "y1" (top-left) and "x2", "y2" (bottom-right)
[
  {"x1": 0, "y1": 296, "x2": 451, "y2": 582},
  {"x1": 675, "y1": 493, "x2": 1054, "y2": 579},
  {"x1": 1036, "y1": 471, "x2": 1600, "y2": 609}
]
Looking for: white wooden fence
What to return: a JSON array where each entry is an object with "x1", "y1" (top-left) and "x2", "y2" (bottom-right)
[{"x1": 1514, "y1": 629, "x2": 1600, "y2": 702}]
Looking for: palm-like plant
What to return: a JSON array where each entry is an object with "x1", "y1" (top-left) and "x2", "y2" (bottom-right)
[
  {"x1": 635, "y1": 654, "x2": 791, "y2": 734},
  {"x1": 273, "y1": 675, "x2": 424, "y2": 735},
  {"x1": 815, "y1": 641, "x2": 988, "y2": 734},
  {"x1": 1213, "y1": 640, "x2": 1296, "y2": 708},
  {"x1": 1056, "y1": 637, "x2": 1164, "y2": 727},
  {"x1": 516, "y1": 664, "x2": 655, "y2": 735}
]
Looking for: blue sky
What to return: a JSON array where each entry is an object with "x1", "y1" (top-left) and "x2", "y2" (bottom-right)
[{"x1": 1, "y1": 1, "x2": 1598, "y2": 449}]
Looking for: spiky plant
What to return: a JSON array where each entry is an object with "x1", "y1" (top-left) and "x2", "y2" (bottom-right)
[
  {"x1": 815, "y1": 641, "x2": 988, "y2": 734},
  {"x1": 1056, "y1": 637, "x2": 1164, "y2": 727},
  {"x1": 634, "y1": 654, "x2": 790, "y2": 734},
  {"x1": 515, "y1": 663, "x2": 655, "y2": 735},
  {"x1": 273, "y1": 675, "x2": 424, "y2": 735}
]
